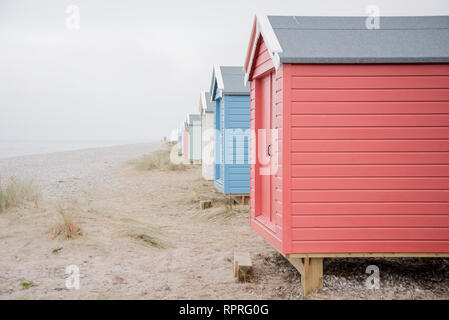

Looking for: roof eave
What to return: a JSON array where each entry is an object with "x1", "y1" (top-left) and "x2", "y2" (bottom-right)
[
  {"x1": 211, "y1": 65, "x2": 225, "y2": 101},
  {"x1": 222, "y1": 91, "x2": 250, "y2": 96},
  {"x1": 244, "y1": 14, "x2": 283, "y2": 84}
]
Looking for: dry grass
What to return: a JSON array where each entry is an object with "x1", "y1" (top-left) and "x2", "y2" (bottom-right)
[
  {"x1": 133, "y1": 150, "x2": 186, "y2": 172},
  {"x1": 0, "y1": 177, "x2": 41, "y2": 212},
  {"x1": 167, "y1": 141, "x2": 177, "y2": 147},
  {"x1": 50, "y1": 202, "x2": 83, "y2": 240},
  {"x1": 19, "y1": 279, "x2": 38, "y2": 290},
  {"x1": 127, "y1": 225, "x2": 166, "y2": 248},
  {"x1": 199, "y1": 201, "x2": 250, "y2": 222},
  {"x1": 51, "y1": 247, "x2": 63, "y2": 254},
  {"x1": 185, "y1": 179, "x2": 249, "y2": 221},
  {"x1": 176, "y1": 179, "x2": 220, "y2": 205}
]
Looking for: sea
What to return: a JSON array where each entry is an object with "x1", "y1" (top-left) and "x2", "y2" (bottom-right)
[{"x1": 0, "y1": 140, "x2": 151, "y2": 159}]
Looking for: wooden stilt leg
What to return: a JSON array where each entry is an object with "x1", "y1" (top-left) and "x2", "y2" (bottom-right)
[{"x1": 288, "y1": 257, "x2": 323, "y2": 296}]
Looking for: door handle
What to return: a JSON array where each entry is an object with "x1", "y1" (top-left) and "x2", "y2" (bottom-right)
[{"x1": 267, "y1": 144, "x2": 272, "y2": 157}]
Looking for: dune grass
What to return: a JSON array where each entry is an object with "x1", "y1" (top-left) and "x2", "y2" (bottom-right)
[
  {"x1": 50, "y1": 202, "x2": 83, "y2": 240},
  {"x1": 127, "y1": 225, "x2": 166, "y2": 248},
  {"x1": 184, "y1": 179, "x2": 249, "y2": 221},
  {"x1": 167, "y1": 141, "x2": 177, "y2": 147},
  {"x1": 20, "y1": 279, "x2": 38, "y2": 290},
  {"x1": 197, "y1": 199, "x2": 250, "y2": 222},
  {"x1": 0, "y1": 177, "x2": 41, "y2": 212},
  {"x1": 133, "y1": 150, "x2": 186, "y2": 172}
]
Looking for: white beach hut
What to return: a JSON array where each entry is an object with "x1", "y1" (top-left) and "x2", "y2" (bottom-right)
[{"x1": 199, "y1": 91, "x2": 215, "y2": 180}]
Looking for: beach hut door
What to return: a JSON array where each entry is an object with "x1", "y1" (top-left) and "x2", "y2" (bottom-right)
[{"x1": 258, "y1": 74, "x2": 276, "y2": 231}]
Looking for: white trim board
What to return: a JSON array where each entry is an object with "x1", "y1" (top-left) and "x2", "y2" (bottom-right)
[{"x1": 244, "y1": 14, "x2": 283, "y2": 84}]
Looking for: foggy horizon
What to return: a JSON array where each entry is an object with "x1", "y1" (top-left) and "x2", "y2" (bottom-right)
[{"x1": 1, "y1": 0, "x2": 449, "y2": 141}]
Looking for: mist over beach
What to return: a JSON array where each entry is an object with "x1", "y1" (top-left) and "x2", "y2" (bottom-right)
[{"x1": 0, "y1": 140, "x2": 154, "y2": 159}]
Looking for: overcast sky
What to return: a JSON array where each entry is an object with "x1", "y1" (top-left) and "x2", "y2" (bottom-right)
[{"x1": 1, "y1": 0, "x2": 448, "y2": 141}]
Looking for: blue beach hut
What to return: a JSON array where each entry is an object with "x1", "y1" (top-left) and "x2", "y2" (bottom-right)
[
  {"x1": 210, "y1": 65, "x2": 250, "y2": 195},
  {"x1": 178, "y1": 122, "x2": 184, "y2": 155}
]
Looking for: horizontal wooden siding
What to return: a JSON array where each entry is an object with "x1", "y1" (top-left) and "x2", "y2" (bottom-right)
[{"x1": 287, "y1": 64, "x2": 449, "y2": 253}]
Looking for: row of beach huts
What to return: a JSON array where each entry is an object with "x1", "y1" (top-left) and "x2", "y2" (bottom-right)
[
  {"x1": 172, "y1": 15, "x2": 449, "y2": 295},
  {"x1": 178, "y1": 65, "x2": 250, "y2": 196}
]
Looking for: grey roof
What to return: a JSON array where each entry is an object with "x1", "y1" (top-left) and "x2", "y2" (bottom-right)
[
  {"x1": 210, "y1": 66, "x2": 249, "y2": 100},
  {"x1": 200, "y1": 91, "x2": 215, "y2": 113},
  {"x1": 220, "y1": 66, "x2": 250, "y2": 94},
  {"x1": 188, "y1": 114, "x2": 201, "y2": 125},
  {"x1": 267, "y1": 15, "x2": 449, "y2": 63}
]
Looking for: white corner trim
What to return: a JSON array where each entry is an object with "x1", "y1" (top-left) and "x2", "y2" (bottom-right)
[
  {"x1": 214, "y1": 64, "x2": 224, "y2": 96},
  {"x1": 257, "y1": 14, "x2": 282, "y2": 68},
  {"x1": 243, "y1": 16, "x2": 258, "y2": 85},
  {"x1": 244, "y1": 14, "x2": 283, "y2": 84},
  {"x1": 200, "y1": 90, "x2": 208, "y2": 113}
]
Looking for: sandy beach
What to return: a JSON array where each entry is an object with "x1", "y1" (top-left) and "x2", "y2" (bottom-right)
[{"x1": 1, "y1": 143, "x2": 448, "y2": 300}]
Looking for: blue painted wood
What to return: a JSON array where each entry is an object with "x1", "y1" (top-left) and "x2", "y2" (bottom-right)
[
  {"x1": 214, "y1": 98, "x2": 224, "y2": 192},
  {"x1": 180, "y1": 133, "x2": 183, "y2": 154},
  {"x1": 213, "y1": 94, "x2": 250, "y2": 195}
]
